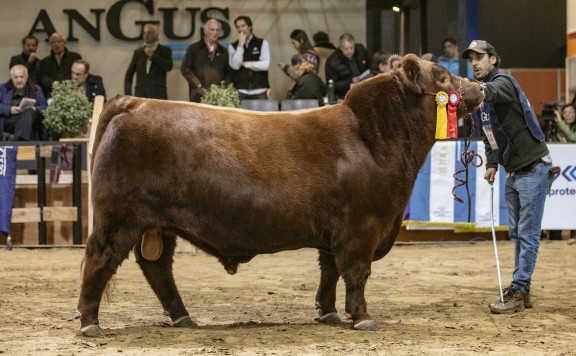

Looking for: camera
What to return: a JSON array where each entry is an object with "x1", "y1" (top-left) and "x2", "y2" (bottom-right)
[{"x1": 541, "y1": 102, "x2": 557, "y2": 122}]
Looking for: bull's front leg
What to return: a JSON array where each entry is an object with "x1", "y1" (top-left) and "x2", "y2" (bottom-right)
[
  {"x1": 336, "y1": 249, "x2": 378, "y2": 331},
  {"x1": 314, "y1": 251, "x2": 342, "y2": 324}
]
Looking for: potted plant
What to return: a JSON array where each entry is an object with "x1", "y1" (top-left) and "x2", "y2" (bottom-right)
[
  {"x1": 43, "y1": 80, "x2": 92, "y2": 138},
  {"x1": 200, "y1": 81, "x2": 240, "y2": 108}
]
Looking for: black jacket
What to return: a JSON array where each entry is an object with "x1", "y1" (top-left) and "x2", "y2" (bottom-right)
[
  {"x1": 124, "y1": 44, "x2": 173, "y2": 99},
  {"x1": 39, "y1": 48, "x2": 82, "y2": 98},
  {"x1": 181, "y1": 40, "x2": 231, "y2": 102},
  {"x1": 325, "y1": 44, "x2": 370, "y2": 99},
  {"x1": 84, "y1": 74, "x2": 106, "y2": 103}
]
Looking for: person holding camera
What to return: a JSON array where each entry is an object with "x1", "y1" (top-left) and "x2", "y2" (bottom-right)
[{"x1": 554, "y1": 104, "x2": 576, "y2": 142}]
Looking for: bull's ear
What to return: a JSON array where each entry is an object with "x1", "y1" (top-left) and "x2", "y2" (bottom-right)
[
  {"x1": 388, "y1": 54, "x2": 402, "y2": 70},
  {"x1": 399, "y1": 54, "x2": 422, "y2": 94}
]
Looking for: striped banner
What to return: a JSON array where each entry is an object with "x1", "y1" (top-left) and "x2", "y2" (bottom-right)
[{"x1": 405, "y1": 141, "x2": 509, "y2": 230}]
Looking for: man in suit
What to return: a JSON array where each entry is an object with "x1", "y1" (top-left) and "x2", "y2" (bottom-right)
[
  {"x1": 124, "y1": 24, "x2": 173, "y2": 99},
  {"x1": 9, "y1": 35, "x2": 41, "y2": 84},
  {"x1": 38, "y1": 32, "x2": 82, "y2": 98},
  {"x1": 70, "y1": 59, "x2": 106, "y2": 102}
]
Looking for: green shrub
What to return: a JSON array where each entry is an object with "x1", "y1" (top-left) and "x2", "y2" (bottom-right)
[
  {"x1": 44, "y1": 80, "x2": 92, "y2": 138},
  {"x1": 200, "y1": 81, "x2": 240, "y2": 108}
]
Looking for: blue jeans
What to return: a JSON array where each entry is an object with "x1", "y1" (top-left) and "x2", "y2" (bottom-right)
[{"x1": 505, "y1": 162, "x2": 552, "y2": 293}]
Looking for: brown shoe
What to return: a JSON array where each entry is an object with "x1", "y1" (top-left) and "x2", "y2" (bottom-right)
[
  {"x1": 489, "y1": 288, "x2": 525, "y2": 314},
  {"x1": 489, "y1": 287, "x2": 532, "y2": 309}
]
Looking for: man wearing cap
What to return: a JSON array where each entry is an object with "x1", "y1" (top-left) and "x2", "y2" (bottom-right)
[{"x1": 462, "y1": 40, "x2": 553, "y2": 314}]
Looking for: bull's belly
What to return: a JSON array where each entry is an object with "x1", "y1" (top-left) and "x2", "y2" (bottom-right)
[{"x1": 174, "y1": 221, "x2": 330, "y2": 256}]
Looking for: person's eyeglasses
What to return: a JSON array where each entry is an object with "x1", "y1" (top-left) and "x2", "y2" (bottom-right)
[{"x1": 564, "y1": 110, "x2": 575, "y2": 114}]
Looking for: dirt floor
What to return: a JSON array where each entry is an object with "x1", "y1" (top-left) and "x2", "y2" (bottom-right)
[{"x1": 1, "y1": 240, "x2": 575, "y2": 355}]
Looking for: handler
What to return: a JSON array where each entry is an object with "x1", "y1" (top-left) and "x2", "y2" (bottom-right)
[{"x1": 462, "y1": 40, "x2": 553, "y2": 314}]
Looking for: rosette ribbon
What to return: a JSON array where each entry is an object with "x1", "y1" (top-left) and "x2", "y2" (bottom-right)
[
  {"x1": 434, "y1": 91, "x2": 449, "y2": 139},
  {"x1": 447, "y1": 91, "x2": 460, "y2": 138}
]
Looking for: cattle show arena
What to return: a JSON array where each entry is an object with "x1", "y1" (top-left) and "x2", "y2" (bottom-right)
[{"x1": 1, "y1": 240, "x2": 575, "y2": 355}]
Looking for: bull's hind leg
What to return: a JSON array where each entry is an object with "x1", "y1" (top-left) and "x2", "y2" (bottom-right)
[
  {"x1": 314, "y1": 251, "x2": 342, "y2": 324},
  {"x1": 77, "y1": 227, "x2": 137, "y2": 337},
  {"x1": 134, "y1": 231, "x2": 195, "y2": 328}
]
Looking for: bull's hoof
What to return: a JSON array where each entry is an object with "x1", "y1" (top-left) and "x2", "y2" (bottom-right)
[
  {"x1": 80, "y1": 324, "x2": 105, "y2": 337},
  {"x1": 314, "y1": 312, "x2": 342, "y2": 324},
  {"x1": 173, "y1": 316, "x2": 196, "y2": 327},
  {"x1": 353, "y1": 320, "x2": 379, "y2": 331}
]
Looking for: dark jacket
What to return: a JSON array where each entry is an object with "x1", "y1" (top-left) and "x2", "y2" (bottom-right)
[
  {"x1": 481, "y1": 68, "x2": 549, "y2": 173},
  {"x1": 124, "y1": 44, "x2": 173, "y2": 99},
  {"x1": 181, "y1": 40, "x2": 231, "y2": 102},
  {"x1": 39, "y1": 48, "x2": 82, "y2": 98},
  {"x1": 10, "y1": 52, "x2": 40, "y2": 84},
  {"x1": 287, "y1": 72, "x2": 327, "y2": 107},
  {"x1": 325, "y1": 44, "x2": 370, "y2": 99},
  {"x1": 0, "y1": 79, "x2": 48, "y2": 141},
  {"x1": 84, "y1": 74, "x2": 106, "y2": 103}
]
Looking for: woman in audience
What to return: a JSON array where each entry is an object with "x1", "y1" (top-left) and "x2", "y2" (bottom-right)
[{"x1": 289, "y1": 29, "x2": 319, "y2": 73}]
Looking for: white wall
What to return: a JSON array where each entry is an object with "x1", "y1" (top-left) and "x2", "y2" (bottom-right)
[{"x1": 0, "y1": 0, "x2": 366, "y2": 102}]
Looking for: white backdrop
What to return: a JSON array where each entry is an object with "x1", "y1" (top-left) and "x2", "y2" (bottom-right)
[
  {"x1": 542, "y1": 144, "x2": 576, "y2": 229},
  {"x1": 0, "y1": 0, "x2": 366, "y2": 102}
]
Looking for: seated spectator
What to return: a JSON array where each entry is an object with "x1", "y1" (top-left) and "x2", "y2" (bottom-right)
[
  {"x1": 312, "y1": 31, "x2": 336, "y2": 82},
  {"x1": 9, "y1": 35, "x2": 41, "y2": 84},
  {"x1": 364, "y1": 51, "x2": 391, "y2": 80},
  {"x1": 0, "y1": 65, "x2": 47, "y2": 141},
  {"x1": 280, "y1": 55, "x2": 327, "y2": 107},
  {"x1": 325, "y1": 33, "x2": 371, "y2": 100},
  {"x1": 289, "y1": 29, "x2": 319, "y2": 73},
  {"x1": 70, "y1": 59, "x2": 106, "y2": 102}
]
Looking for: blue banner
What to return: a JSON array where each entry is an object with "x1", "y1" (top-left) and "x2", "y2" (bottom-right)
[{"x1": 0, "y1": 146, "x2": 18, "y2": 236}]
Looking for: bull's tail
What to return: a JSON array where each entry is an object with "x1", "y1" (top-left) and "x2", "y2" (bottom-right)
[{"x1": 90, "y1": 95, "x2": 142, "y2": 172}]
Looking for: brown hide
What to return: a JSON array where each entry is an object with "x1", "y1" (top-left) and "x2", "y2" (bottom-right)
[{"x1": 78, "y1": 54, "x2": 483, "y2": 335}]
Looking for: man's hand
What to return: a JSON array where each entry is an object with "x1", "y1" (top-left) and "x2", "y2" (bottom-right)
[
  {"x1": 484, "y1": 167, "x2": 497, "y2": 184},
  {"x1": 10, "y1": 106, "x2": 22, "y2": 115},
  {"x1": 238, "y1": 32, "x2": 247, "y2": 47},
  {"x1": 28, "y1": 51, "x2": 37, "y2": 62},
  {"x1": 144, "y1": 46, "x2": 154, "y2": 57}
]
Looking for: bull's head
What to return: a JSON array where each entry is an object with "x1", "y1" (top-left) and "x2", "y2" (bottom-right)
[{"x1": 392, "y1": 54, "x2": 484, "y2": 117}]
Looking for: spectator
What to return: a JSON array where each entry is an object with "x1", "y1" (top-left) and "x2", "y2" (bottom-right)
[
  {"x1": 463, "y1": 40, "x2": 553, "y2": 314},
  {"x1": 312, "y1": 31, "x2": 336, "y2": 82},
  {"x1": 228, "y1": 16, "x2": 270, "y2": 101},
  {"x1": 0, "y1": 65, "x2": 47, "y2": 141},
  {"x1": 70, "y1": 59, "x2": 106, "y2": 103},
  {"x1": 181, "y1": 19, "x2": 231, "y2": 103},
  {"x1": 437, "y1": 37, "x2": 460, "y2": 75},
  {"x1": 124, "y1": 24, "x2": 173, "y2": 99},
  {"x1": 289, "y1": 29, "x2": 319, "y2": 73},
  {"x1": 39, "y1": 32, "x2": 82, "y2": 98},
  {"x1": 9, "y1": 35, "x2": 41, "y2": 84},
  {"x1": 325, "y1": 33, "x2": 371, "y2": 100},
  {"x1": 364, "y1": 51, "x2": 391, "y2": 80},
  {"x1": 554, "y1": 103, "x2": 576, "y2": 142},
  {"x1": 281, "y1": 55, "x2": 326, "y2": 107}
]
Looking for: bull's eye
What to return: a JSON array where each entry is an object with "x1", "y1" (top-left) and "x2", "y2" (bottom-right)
[{"x1": 441, "y1": 77, "x2": 447, "y2": 83}]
